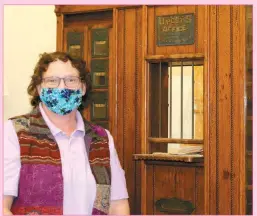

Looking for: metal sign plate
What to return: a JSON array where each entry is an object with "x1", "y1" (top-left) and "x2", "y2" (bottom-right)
[{"x1": 156, "y1": 13, "x2": 195, "y2": 46}]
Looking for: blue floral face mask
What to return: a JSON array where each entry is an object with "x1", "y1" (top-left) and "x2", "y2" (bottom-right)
[{"x1": 39, "y1": 88, "x2": 83, "y2": 115}]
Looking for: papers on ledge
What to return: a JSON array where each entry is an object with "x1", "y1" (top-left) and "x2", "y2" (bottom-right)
[{"x1": 167, "y1": 145, "x2": 203, "y2": 155}]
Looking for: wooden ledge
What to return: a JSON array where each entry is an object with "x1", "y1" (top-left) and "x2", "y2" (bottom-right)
[
  {"x1": 145, "y1": 53, "x2": 204, "y2": 62},
  {"x1": 133, "y1": 153, "x2": 203, "y2": 163}
]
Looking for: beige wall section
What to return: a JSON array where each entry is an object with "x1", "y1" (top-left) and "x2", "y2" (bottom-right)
[{"x1": 4, "y1": 5, "x2": 56, "y2": 120}]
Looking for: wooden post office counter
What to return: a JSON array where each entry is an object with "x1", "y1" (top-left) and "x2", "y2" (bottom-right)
[
  {"x1": 55, "y1": 5, "x2": 252, "y2": 215},
  {"x1": 134, "y1": 154, "x2": 204, "y2": 215}
]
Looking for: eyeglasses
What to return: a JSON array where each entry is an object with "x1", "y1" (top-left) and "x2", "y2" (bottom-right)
[{"x1": 42, "y1": 76, "x2": 82, "y2": 88}]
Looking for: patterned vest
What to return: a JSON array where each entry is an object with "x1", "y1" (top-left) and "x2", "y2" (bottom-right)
[{"x1": 9, "y1": 107, "x2": 111, "y2": 215}]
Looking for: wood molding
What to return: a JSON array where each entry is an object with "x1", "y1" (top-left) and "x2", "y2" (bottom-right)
[
  {"x1": 134, "y1": 153, "x2": 203, "y2": 163},
  {"x1": 204, "y1": 5, "x2": 211, "y2": 215},
  {"x1": 145, "y1": 53, "x2": 204, "y2": 62},
  {"x1": 140, "y1": 5, "x2": 148, "y2": 214},
  {"x1": 55, "y1": 5, "x2": 141, "y2": 14},
  {"x1": 207, "y1": 5, "x2": 218, "y2": 214},
  {"x1": 148, "y1": 137, "x2": 204, "y2": 144},
  {"x1": 56, "y1": 13, "x2": 64, "y2": 51},
  {"x1": 238, "y1": 5, "x2": 246, "y2": 214},
  {"x1": 111, "y1": 8, "x2": 118, "y2": 144}
]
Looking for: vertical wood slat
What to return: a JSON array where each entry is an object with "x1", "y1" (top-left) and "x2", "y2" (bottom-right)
[
  {"x1": 83, "y1": 26, "x2": 90, "y2": 121},
  {"x1": 140, "y1": 5, "x2": 148, "y2": 215},
  {"x1": 135, "y1": 6, "x2": 143, "y2": 214},
  {"x1": 116, "y1": 9, "x2": 125, "y2": 167},
  {"x1": 203, "y1": 5, "x2": 210, "y2": 214},
  {"x1": 124, "y1": 8, "x2": 137, "y2": 213},
  {"x1": 237, "y1": 6, "x2": 246, "y2": 214},
  {"x1": 108, "y1": 28, "x2": 115, "y2": 139},
  {"x1": 56, "y1": 13, "x2": 64, "y2": 51},
  {"x1": 110, "y1": 8, "x2": 118, "y2": 143},
  {"x1": 147, "y1": 6, "x2": 155, "y2": 55},
  {"x1": 217, "y1": 6, "x2": 232, "y2": 214},
  {"x1": 196, "y1": 6, "x2": 205, "y2": 53},
  {"x1": 230, "y1": 6, "x2": 236, "y2": 214},
  {"x1": 207, "y1": 5, "x2": 218, "y2": 214}
]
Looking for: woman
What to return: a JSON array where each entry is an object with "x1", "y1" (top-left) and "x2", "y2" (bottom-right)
[{"x1": 4, "y1": 52, "x2": 130, "y2": 215}]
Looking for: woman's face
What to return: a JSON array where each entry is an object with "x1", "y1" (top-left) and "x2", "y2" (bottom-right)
[{"x1": 37, "y1": 59, "x2": 86, "y2": 95}]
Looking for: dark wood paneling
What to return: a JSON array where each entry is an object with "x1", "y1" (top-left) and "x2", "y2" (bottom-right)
[
  {"x1": 139, "y1": 6, "x2": 148, "y2": 215},
  {"x1": 108, "y1": 28, "x2": 115, "y2": 138},
  {"x1": 173, "y1": 167, "x2": 196, "y2": 203},
  {"x1": 153, "y1": 166, "x2": 177, "y2": 214},
  {"x1": 152, "y1": 165, "x2": 203, "y2": 215},
  {"x1": 145, "y1": 164, "x2": 154, "y2": 214},
  {"x1": 195, "y1": 167, "x2": 204, "y2": 214},
  {"x1": 203, "y1": 5, "x2": 210, "y2": 215},
  {"x1": 147, "y1": 6, "x2": 155, "y2": 55},
  {"x1": 217, "y1": 6, "x2": 232, "y2": 214},
  {"x1": 206, "y1": 5, "x2": 246, "y2": 215},
  {"x1": 117, "y1": 7, "x2": 144, "y2": 214},
  {"x1": 208, "y1": 6, "x2": 218, "y2": 214},
  {"x1": 56, "y1": 13, "x2": 64, "y2": 51},
  {"x1": 135, "y1": 6, "x2": 143, "y2": 214},
  {"x1": 116, "y1": 9, "x2": 125, "y2": 167},
  {"x1": 232, "y1": 6, "x2": 246, "y2": 214},
  {"x1": 123, "y1": 8, "x2": 137, "y2": 213},
  {"x1": 196, "y1": 6, "x2": 205, "y2": 53}
]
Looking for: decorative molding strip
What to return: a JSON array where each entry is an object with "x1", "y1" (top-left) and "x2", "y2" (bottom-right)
[
  {"x1": 230, "y1": 6, "x2": 235, "y2": 214},
  {"x1": 145, "y1": 53, "x2": 204, "y2": 62},
  {"x1": 216, "y1": 6, "x2": 220, "y2": 214}
]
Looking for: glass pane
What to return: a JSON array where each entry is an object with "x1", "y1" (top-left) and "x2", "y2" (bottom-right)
[
  {"x1": 90, "y1": 92, "x2": 108, "y2": 120},
  {"x1": 93, "y1": 102, "x2": 107, "y2": 118},
  {"x1": 94, "y1": 73, "x2": 107, "y2": 86},
  {"x1": 93, "y1": 41, "x2": 108, "y2": 56},
  {"x1": 91, "y1": 59, "x2": 108, "y2": 88},
  {"x1": 67, "y1": 32, "x2": 83, "y2": 59},
  {"x1": 91, "y1": 28, "x2": 109, "y2": 57}
]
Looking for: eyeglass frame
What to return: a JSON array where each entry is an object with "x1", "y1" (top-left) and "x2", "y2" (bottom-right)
[{"x1": 41, "y1": 76, "x2": 83, "y2": 89}]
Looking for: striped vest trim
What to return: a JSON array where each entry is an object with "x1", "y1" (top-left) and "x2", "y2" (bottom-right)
[{"x1": 9, "y1": 107, "x2": 111, "y2": 215}]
